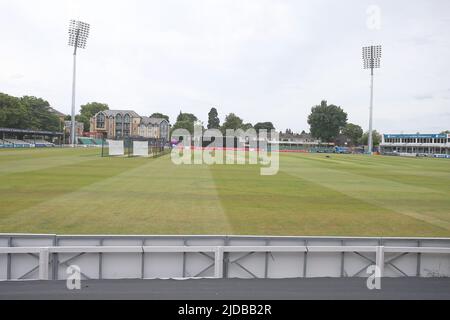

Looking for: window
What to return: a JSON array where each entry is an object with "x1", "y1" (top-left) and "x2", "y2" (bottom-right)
[
  {"x1": 123, "y1": 114, "x2": 131, "y2": 137},
  {"x1": 96, "y1": 113, "x2": 105, "y2": 128},
  {"x1": 115, "y1": 114, "x2": 123, "y2": 137},
  {"x1": 160, "y1": 121, "x2": 169, "y2": 140}
]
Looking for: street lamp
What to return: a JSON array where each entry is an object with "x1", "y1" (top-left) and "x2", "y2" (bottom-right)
[
  {"x1": 68, "y1": 20, "x2": 90, "y2": 147},
  {"x1": 362, "y1": 45, "x2": 381, "y2": 155}
]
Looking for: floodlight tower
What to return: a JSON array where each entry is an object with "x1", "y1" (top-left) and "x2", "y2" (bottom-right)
[
  {"x1": 68, "y1": 20, "x2": 90, "y2": 147},
  {"x1": 362, "y1": 45, "x2": 382, "y2": 155}
]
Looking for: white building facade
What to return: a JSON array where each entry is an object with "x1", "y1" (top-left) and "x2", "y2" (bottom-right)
[{"x1": 380, "y1": 133, "x2": 450, "y2": 157}]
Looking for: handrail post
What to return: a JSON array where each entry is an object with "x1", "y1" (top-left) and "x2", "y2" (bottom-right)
[
  {"x1": 214, "y1": 246, "x2": 224, "y2": 278},
  {"x1": 39, "y1": 248, "x2": 50, "y2": 280},
  {"x1": 375, "y1": 246, "x2": 384, "y2": 277}
]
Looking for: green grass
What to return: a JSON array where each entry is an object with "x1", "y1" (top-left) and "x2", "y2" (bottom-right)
[{"x1": 0, "y1": 148, "x2": 449, "y2": 236}]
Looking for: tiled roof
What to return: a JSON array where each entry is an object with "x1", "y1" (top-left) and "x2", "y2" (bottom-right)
[
  {"x1": 101, "y1": 110, "x2": 141, "y2": 118},
  {"x1": 94, "y1": 110, "x2": 169, "y2": 125},
  {"x1": 47, "y1": 107, "x2": 66, "y2": 117},
  {"x1": 140, "y1": 117, "x2": 168, "y2": 125}
]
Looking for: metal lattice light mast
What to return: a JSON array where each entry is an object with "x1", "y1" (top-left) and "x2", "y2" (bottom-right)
[
  {"x1": 362, "y1": 45, "x2": 381, "y2": 155},
  {"x1": 68, "y1": 20, "x2": 90, "y2": 147}
]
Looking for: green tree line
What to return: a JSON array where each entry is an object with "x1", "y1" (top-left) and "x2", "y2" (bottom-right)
[
  {"x1": 307, "y1": 100, "x2": 380, "y2": 146},
  {"x1": 1, "y1": 90, "x2": 382, "y2": 147},
  {"x1": 172, "y1": 108, "x2": 275, "y2": 136},
  {"x1": 0, "y1": 92, "x2": 61, "y2": 131}
]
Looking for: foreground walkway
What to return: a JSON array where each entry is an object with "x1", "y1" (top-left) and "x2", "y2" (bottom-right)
[{"x1": 1, "y1": 278, "x2": 449, "y2": 300}]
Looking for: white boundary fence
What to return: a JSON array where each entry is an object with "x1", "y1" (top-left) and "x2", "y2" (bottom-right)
[{"x1": 1, "y1": 234, "x2": 449, "y2": 280}]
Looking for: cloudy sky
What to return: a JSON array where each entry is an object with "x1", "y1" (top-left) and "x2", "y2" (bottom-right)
[{"x1": 0, "y1": 0, "x2": 449, "y2": 133}]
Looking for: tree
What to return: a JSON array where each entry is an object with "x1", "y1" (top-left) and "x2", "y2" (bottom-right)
[
  {"x1": 307, "y1": 100, "x2": 347, "y2": 142},
  {"x1": 359, "y1": 130, "x2": 382, "y2": 146},
  {"x1": 21, "y1": 96, "x2": 60, "y2": 131},
  {"x1": 149, "y1": 113, "x2": 169, "y2": 122},
  {"x1": 221, "y1": 113, "x2": 243, "y2": 133},
  {"x1": 207, "y1": 107, "x2": 220, "y2": 129},
  {"x1": 0, "y1": 93, "x2": 29, "y2": 129},
  {"x1": 241, "y1": 123, "x2": 253, "y2": 131},
  {"x1": 79, "y1": 102, "x2": 109, "y2": 132},
  {"x1": 176, "y1": 112, "x2": 197, "y2": 123},
  {"x1": 171, "y1": 112, "x2": 198, "y2": 134},
  {"x1": 341, "y1": 123, "x2": 363, "y2": 146},
  {"x1": 65, "y1": 114, "x2": 83, "y2": 122},
  {"x1": 254, "y1": 122, "x2": 275, "y2": 133}
]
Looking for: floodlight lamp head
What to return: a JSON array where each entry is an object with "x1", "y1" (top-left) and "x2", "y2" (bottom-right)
[
  {"x1": 68, "y1": 20, "x2": 90, "y2": 49},
  {"x1": 362, "y1": 45, "x2": 382, "y2": 69}
]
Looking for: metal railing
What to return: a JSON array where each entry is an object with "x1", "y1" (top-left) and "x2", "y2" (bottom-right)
[{"x1": 1, "y1": 237, "x2": 450, "y2": 280}]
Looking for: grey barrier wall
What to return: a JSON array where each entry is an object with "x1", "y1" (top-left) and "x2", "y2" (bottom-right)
[{"x1": 0, "y1": 234, "x2": 449, "y2": 281}]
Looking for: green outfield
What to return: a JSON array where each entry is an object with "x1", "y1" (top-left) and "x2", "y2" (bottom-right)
[{"x1": 0, "y1": 148, "x2": 449, "y2": 236}]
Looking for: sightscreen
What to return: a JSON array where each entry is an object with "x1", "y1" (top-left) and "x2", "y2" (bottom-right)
[
  {"x1": 107, "y1": 139, "x2": 124, "y2": 156},
  {"x1": 133, "y1": 141, "x2": 149, "y2": 157}
]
